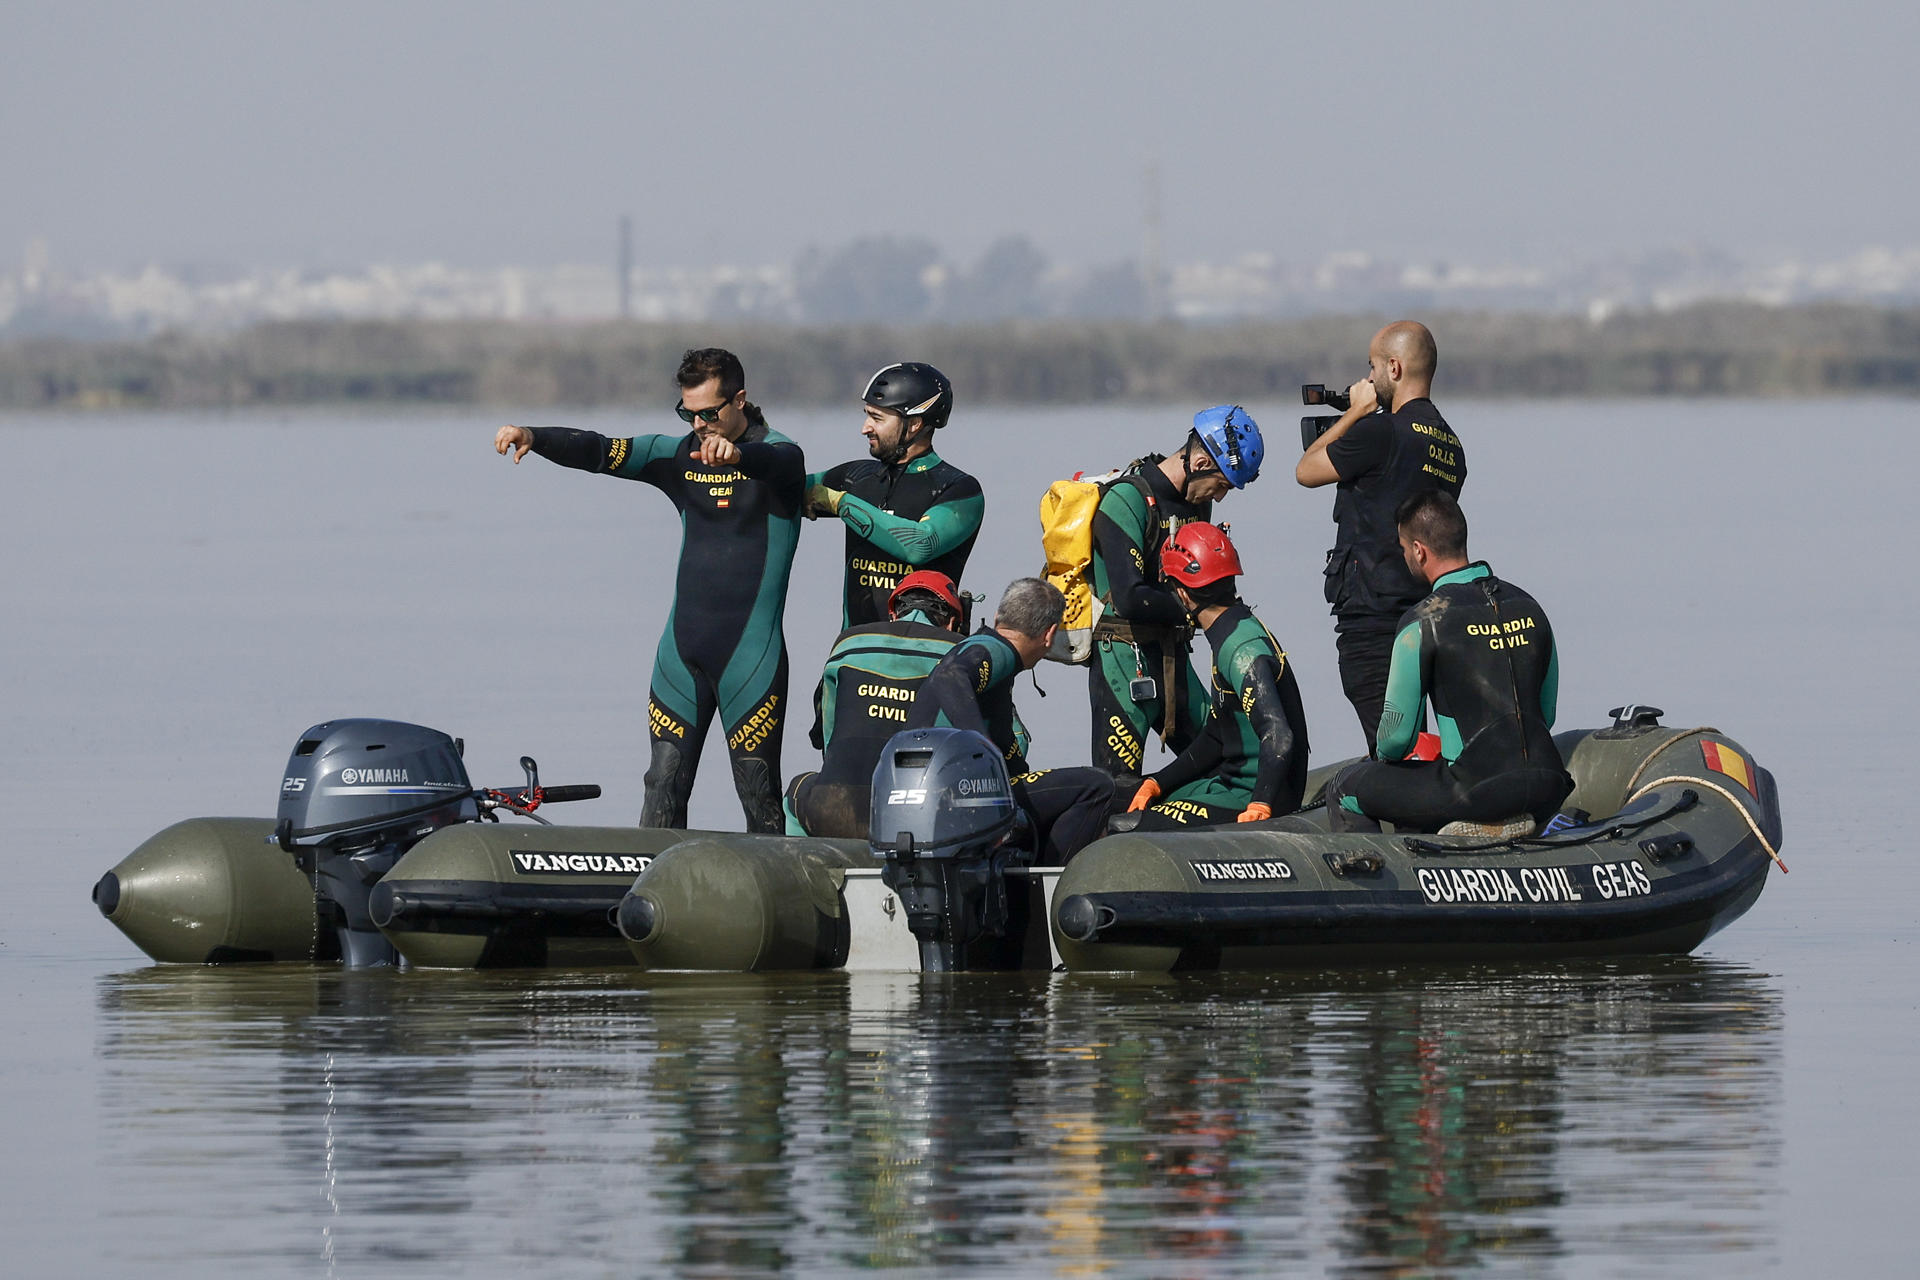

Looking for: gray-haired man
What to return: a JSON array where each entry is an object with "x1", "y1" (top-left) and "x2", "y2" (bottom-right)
[{"x1": 908, "y1": 579, "x2": 1115, "y2": 865}]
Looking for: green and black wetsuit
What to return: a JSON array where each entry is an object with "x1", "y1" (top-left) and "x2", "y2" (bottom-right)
[
  {"x1": 527, "y1": 417, "x2": 805, "y2": 831},
  {"x1": 910, "y1": 628, "x2": 1115, "y2": 866},
  {"x1": 1329, "y1": 562, "x2": 1571, "y2": 832},
  {"x1": 785, "y1": 612, "x2": 961, "y2": 838},
  {"x1": 1087, "y1": 459, "x2": 1210, "y2": 776},
  {"x1": 1133, "y1": 604, "x2": 1310, "y2": 829},
  {"x1": 813, "y1": 450, "x2": 984, "y2": 627}
]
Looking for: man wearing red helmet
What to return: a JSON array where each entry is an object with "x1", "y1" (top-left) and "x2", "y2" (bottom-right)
[
  {"x1": 785, "y1": 571, "x2": 969, "y2": 838},
  {"x1": 1124, "y1": 523, "x2": 1310, "y2": 828}
]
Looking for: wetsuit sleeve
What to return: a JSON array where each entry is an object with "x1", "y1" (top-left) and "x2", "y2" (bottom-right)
[
  {"x1": 911, "y1": 641, "x2": 997, "y2": 740},
  {"x1": 601, "y1": 433, "x2": 686, "y2": 483},
  {"x1": 1374, "y1": 618, "x2": 1429, "y2": 760},
  {"x1": 836, "y1": 478, "x2": 984, "y2": 563},
  {"x1": 1541, "y1": 641, "x2": 1559, "y2": 728},
  {"x1": 528, "y1": 427, "x2": 618, "y2": 473},
  {"x1": 1325, "y1": 415, "x2": 1392, "y2": 483},
  {"x1": 810, "y1": 669, "x2": 830, "y2": 752},
  {"x1": 810, "y1": 461, "x2": 853, "y2": 491},
  {"x1": 734, "y1": 438, "x2": 807, "y2": 509},
  {"x1": 1240, "y1": 655, "x2": 1300, "y2": 809},
  {"x1": 1093, "y1": 484, "x2": 1186, "y2": 626}
]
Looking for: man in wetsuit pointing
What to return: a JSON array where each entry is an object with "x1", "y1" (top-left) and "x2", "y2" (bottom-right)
[
  {"x1": 805, "y1": 362, "x2": 984, "y2": 628},
  {"x1": 494, "y1": 347, "x2": 805, "y2": 832}
]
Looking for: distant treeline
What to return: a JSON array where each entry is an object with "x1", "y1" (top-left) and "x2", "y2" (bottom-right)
[{"x1": 4, "y1": 303, "x2": 1917, "y2": 409}]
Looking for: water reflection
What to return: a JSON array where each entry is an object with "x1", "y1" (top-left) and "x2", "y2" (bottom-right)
[{"x1": 94, "y1": 958, "x2": 1781, "y2": 1277}]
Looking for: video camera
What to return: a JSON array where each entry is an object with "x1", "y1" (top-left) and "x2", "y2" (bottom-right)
[{"x1": 1299, "y1": 383, "x2": 1351, "y2": 450}]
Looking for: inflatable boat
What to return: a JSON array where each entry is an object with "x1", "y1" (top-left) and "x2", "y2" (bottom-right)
[
  {"x1": 94, "y1": 708, "x2": 1783, "y2": 973},
  {"x1": 1049, "y1": 713, "x2": 1784, "y2": 972}
]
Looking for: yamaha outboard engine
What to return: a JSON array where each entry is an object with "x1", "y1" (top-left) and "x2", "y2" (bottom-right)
[
  {"x1": 275, "y1": 719, "x2": 477, "y2": 967},
  {"x1": 870, "y1": 728, "x2": 1030, "y2": 972}
]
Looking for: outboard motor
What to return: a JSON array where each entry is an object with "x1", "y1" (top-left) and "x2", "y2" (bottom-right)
[
  {"x1": 870, "y1": 728, "x2": 1030, "y2": 972},
  {"x1": 275, "y1": 719, "x2": 477, "y2": 967}
]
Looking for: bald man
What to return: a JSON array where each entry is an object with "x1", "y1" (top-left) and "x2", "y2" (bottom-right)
[{"x1": 1296, "y1": 321, "x2": 1466, "y2": 752}]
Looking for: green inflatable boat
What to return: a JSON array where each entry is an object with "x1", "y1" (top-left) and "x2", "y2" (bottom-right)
[{"x1": 95, "y1": 709, "x2": 1782, "y2": 974}]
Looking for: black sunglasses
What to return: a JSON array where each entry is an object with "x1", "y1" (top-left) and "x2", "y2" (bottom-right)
[{"x1": 676, "y1": 398, "x2": 730, "y2": 425}]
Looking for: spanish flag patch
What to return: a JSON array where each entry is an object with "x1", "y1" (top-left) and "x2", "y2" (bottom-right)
[{"x1": 1701, "y1": 741, "x2": 1757, "y2": 794}]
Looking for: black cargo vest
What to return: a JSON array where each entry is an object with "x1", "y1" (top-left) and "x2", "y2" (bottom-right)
[{"x1": 1326, "y1": 399, "x2": 1465, "y2": 620}]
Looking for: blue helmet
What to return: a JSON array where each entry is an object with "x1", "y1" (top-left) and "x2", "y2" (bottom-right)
[{"x1": 1192, "y1": 405, "x2": 1263, "y2": 488}]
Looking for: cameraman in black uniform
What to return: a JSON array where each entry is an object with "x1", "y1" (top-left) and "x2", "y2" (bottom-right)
[
  {"x1": 805, "y1": 363, "x2": 984, "y2": 628},
  {"x1": 1296, "y1": 321, "x2": 1465, "y2": 753}
]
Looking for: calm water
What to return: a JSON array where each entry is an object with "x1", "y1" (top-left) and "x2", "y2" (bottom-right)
[{"x1": 3, "y1": 400, "x2": 1913, "y2": 1276}]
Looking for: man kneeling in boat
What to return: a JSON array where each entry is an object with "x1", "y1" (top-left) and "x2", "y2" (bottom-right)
[
  {"x1": 1121, "y1": 523, "x2": 1309, "y2": 829},
  {"x1": 786, "y1": 571, "x2": 967, "y2": 838},
  {"x1": 908, "y1": 578, "x2": 1115, "y2": 865},
  {"x1": 1327, "y1": 491, "x2": 1572, "y2": 837}
]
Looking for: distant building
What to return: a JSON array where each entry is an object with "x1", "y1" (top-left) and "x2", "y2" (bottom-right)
[{"x1": 5, "y1": 241, "x2": 1920, "y2": 339}]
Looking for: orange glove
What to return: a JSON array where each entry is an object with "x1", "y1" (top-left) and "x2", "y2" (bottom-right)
[
  {"x1": 1407, "y1": 732, "x2": 1441, "y2": 762},
  {"x1": 1127, "y1": 778, "x2": 1162, "y2": 812},
  {"x1": 1237, "y1": 802, "x2": 1273, "y2": 823}
]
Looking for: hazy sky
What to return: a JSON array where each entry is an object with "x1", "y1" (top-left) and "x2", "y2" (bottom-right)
[{"x1": 3, "y1": 0, "x2": 1912, "y2": 274}]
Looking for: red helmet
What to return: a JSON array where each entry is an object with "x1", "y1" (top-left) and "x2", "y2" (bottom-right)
[
  {"x1": 888, "y1": 570, "x2": 964, "y2": 620},
  {"x1": 1160, "y1": 522, "x2": 1243, "y2": 587}
]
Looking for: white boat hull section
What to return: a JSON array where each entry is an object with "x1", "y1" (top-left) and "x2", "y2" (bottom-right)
[{"x1": 840, "y1": 867, "x2": 1065, "y2": 972}]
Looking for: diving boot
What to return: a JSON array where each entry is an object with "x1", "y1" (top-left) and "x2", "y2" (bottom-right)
[
  {"x1": 731, "y1": 755, "x2": 784, "y2": 834},
  {"x1": 641, "y1": 739, "x2": 696, "y2": 828}
]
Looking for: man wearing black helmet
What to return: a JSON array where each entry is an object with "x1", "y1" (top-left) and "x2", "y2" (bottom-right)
[
  {"x1": 804, "y1": 362, "x2": 985, "y2": 628},
  {"x1": 1085, "y1": 406, "x2": 1266, "y2": 780}
]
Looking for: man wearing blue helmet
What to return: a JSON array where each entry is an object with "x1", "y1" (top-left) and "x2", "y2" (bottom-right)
[{"x1": 1085, "y1": 405, "x2": 1265, "y2": 779}]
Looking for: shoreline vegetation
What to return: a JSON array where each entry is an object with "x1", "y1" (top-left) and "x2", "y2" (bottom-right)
[{"x1": 3, "y1": 302, "x2": 1916, "y2": 410}]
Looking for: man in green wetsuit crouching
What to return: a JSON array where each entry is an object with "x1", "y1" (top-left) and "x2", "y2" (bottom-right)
[
  {"x1": 1123, "y1": 523, "x2": 1310, "y2": 828},
  {"x1": 909, "y1": 579, "x2": 1115, "y2": 866},
  {"x1": 805, "y1": 362, "x2": 985, "y2": 628},
  {"x1": 1326, "y1": 491, "x2": 1572, "y2": 837},
  {"x1": 1087, "y1": 406, "x2": 1266, "y2": 779},
  {"x1": 494, "y1": 347, "x2": 805, "y2": 832},
  {"x1": 785, "y1": 571, "x2": 967, "y2": 838}
]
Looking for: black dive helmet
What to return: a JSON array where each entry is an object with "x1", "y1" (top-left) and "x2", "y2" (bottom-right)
[
  {"x1": 863, "y1": 362, "x2": 953, "y2": 462},
  {"x1": 870, "y1": 727, "x2": 1029, "y2": 972}
]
